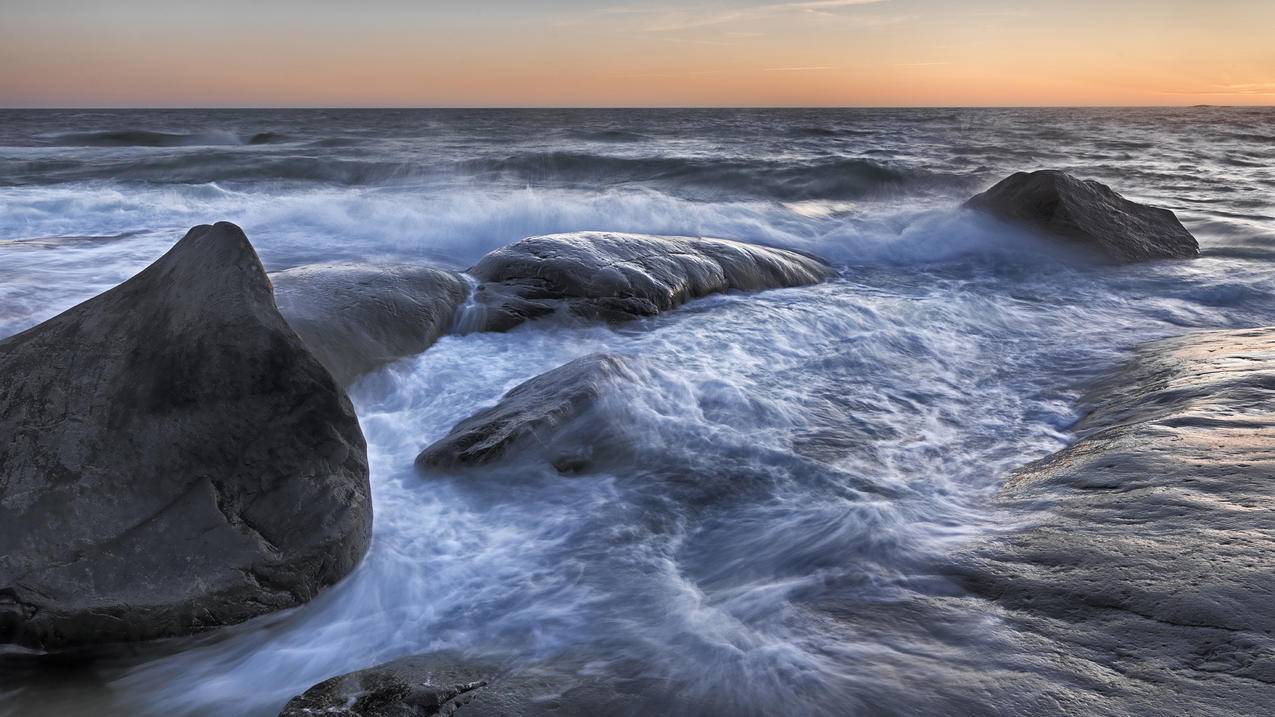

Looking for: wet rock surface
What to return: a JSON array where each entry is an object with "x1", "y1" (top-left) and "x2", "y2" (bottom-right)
[
  {"x1": 278, "y1": 652, "x2": 676, "y2": 717},
  {"x1": 467, "y1": 232, "x2": 833, "y2": 331},
  {"x1": 965, "y1": 169, "x2": 1199, "y2": 262},
  {"x1": 0, "y1": 222, "x2": 371, "y2": 651},
  {"x1": 272, "y1": 263, "x2": 468, "y2": 386},
  {"x1": 417, "y1": 353, "x2": 638, "y2": 472},
  {"x1": 954, "y1": 326, "x2": 1275, "y2": 713}
]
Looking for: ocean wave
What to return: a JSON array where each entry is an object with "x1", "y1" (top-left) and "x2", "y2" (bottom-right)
[
  {"x1": 460, "y1": 151, "x2": 955, "y2": 201},
  {"x1": 786, "y1": 126, "x2": 872, "y2": 139},
  {"x1": 560, "y1": 129, "x2": 651, "y2": 143},
  {"x1": 0, "y1": 147, "x2": 965, "y2": 202},
  {"x1": 40, "y1": 129, "x2": 289, "y2": 147}
]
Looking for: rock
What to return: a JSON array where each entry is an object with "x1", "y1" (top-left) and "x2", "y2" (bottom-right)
[
  {"x1": 954, "y1": 326, "x2": 1275, "y2": 713},
  {"x1": 467, "y1": 232, "x2": 832, "y2": 331},
  {"x1": 417, "y1": 353, "x2": 637, "y2": 471},
  {"x1": 0, "y1": 222, "x2": 371, "y2": 651},
  {"x1": 272, "y1": 263, "x2": 469, "y2": 386},
  {"x1": 278, "y1": 652, "x2": 676, "y2": 717},
  {"x1": 965, "y1": 170, "x2": 1199, "y2": 262}
]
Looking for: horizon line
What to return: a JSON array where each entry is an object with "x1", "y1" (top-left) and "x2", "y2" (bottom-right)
[{"x1": 0, "y1": 103, "x2": 1261, "y2": 111}]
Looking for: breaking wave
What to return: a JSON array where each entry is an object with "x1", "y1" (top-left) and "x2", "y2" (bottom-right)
[{"x1": 39, "y1": 129, "x2": 289, "y2": 148}]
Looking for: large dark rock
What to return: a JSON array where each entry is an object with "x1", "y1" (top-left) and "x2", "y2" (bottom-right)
[
  {"x1": 954, "y1": 326, "x2": 1275, "y2": 713},
  {"x1": 272, "y1": 263, "x2": 469, "y2": 386},
  {"x1": 467, "y1": 232, "x2": 832, "y2": 331},
  {"x1": 278, "y1": 652, "x2": 676, "y2": 717},
  {"x1": 965, "y1": 170, "x2": 1199, "y2": 262},
  {"x1": 417, "y1": 353, "x2": 637, "y2": 472},
  {"x1": 0, "y1": 222, "x2": 371, "y2": 651}
]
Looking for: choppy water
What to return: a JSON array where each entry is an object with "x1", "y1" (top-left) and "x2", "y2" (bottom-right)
[{"x1": 2, "y1": 108, "x2": 1274, "y2": 716}]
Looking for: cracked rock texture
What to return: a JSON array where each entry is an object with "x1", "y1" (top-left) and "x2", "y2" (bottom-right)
[
  {"x1": 467, "y1": 232, "x2": 832, "y2": 331},
  {"x1": 966, "y1": 169, "x2": 1200, "y2": 263},
  {"x1": 0, "y1": 222, "x2": 371, "y2": 651},
  {"x1": 955, "y1": 326, "x2": 1275, "y2": 713},
  {"x1": 272, "y1": 262, "x2": 468, "y2": 386}
]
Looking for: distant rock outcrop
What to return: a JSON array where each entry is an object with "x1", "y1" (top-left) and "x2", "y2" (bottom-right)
[
  {"x1": 0, "y1": 222, "x2": 371, "y2": 651},
  {"x1": 954, "y1": 326, "x2": 1275, "y2": 712},
  {"x1": 467, "y1": 232, "x2": 833, "y2": 331},
  {"x1": 416, "y1": 353, "x2": 638, "y2": 471},
  {"x1": 965, "y1": 170, "x2": 1199, "y2": 262},
  {"x1": 272, "y1": 263, "x2": 468, "y2": 386}
]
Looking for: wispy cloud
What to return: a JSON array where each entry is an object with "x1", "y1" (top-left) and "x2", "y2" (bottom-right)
[
  {"x1": 1157, "y1": 82, "x2": 1275, "y2": 96},
  {"x1": 579, "y1": 0, "x2": 894, "y2": 33},
  {"x1": 614, "y1": 65, "x2": 837, "y2": 78},
  {"x1": 761, "y1": 65, "x2": 836, "y2": 71}
]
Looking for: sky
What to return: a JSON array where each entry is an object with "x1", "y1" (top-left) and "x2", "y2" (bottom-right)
[{"x1": 1, "y1": 0, "x2": 1273, "y2": 107}]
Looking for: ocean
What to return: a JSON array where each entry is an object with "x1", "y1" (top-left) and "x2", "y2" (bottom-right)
[{"x1": 1, "y1": 107, "x2": 1274, "y2": 715}]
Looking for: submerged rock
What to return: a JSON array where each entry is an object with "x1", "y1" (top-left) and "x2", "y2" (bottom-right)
[
  {"x1": 467, "y1": 232, "x2": 833, "y2": 331},
  {"x1": 272, "y1": 263, "x2": 468, "y2": 386},
  {"x1": 965, "y1": 170, "x2": 1199, "y2": 262},
  {"x1": 0, "y1": 222, "x2": 371, "y2": 651},
  {"x1": 417, "y1": 353, "x2": 637, "y2": 471},
  {"x1": 954, "y1": 326, "x2": 1275, "y2": 712},
  {"x1": 278, "y1": 652, "x2": 675, "y2": 717}
]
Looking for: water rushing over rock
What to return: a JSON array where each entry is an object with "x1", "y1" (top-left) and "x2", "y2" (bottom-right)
[
  {"x1": 272, "y1": 262, "x2": 468, "y2": 386},
  {"x1": 1, "y1": 108, "x2": 1274, "y2": 716},
  {"x1": 467, "y1": 232, "x2": 832, "y2": 331},
  {"x1": 966, "y1": 169, "x2": 1200, "y2": 263}
]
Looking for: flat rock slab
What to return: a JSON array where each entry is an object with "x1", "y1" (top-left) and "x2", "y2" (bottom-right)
[
  {"x1": 0, "y1": 222, "x2": 371, "y2": 651},
  {"x1": 965, "y1": 169, "x2": 1199, "y2": 262},
  {"x1": 416, "y1": 353, "x2": 638, "y2": 471},
  {"x1": 955, "y1": 326, "x2": 1275, "y2": 713},
  {"x1": 278, "y1": 652, "x2": 676, "y2": 717},
  {"x1": 272, "y1": 263, "x2": 468, "y2": 386},
  {"x1": 467, "y1": 232, "x2": 833, "y2": 331}
]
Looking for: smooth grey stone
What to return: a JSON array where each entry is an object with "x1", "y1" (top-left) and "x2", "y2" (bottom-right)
[
  {"x1": 0, "y1": 222, "x2": 371, "y2": 651},
  {"x1": 416, "y1": 353, "x2": 637, "y2": 471},
  {"x1": 467, "y1": 232, "x2": 833, "y2": 331},
  {"x1": 965, "y1": 169, "x2": 1199, "y2": 262},
  {"x1": 272, "y1": 263, "x2": 468, "y2": 386}
]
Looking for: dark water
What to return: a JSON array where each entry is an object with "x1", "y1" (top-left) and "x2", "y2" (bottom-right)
[{"x1": 1, "y1": 108, "x2": 1274, "y2": 716}]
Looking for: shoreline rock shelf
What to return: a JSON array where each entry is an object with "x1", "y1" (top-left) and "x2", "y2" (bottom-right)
[
  {"x1": 0, "y1": 223, "x2": 372, "y2": 651},
  {"x1": 965, "y1": 169, "x2": 1200, "y2": 263},
  {"x1": 955, "y1": 326, "x2": 1275, "y2": 712}
]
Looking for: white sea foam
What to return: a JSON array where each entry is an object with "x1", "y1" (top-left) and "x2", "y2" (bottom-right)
[{"x1": 2, "y1": 108, "x2": 1275, "y2": 716}]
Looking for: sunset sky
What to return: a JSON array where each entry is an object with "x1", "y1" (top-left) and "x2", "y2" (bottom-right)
[{"x1": 2, "y1": 0, "x2": 1273, "y2": 107}]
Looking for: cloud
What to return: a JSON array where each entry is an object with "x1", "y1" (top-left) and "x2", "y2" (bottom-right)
[
  {"x1": 582, "y1": 0, "x2": 894, "y2": 33},
  {"x1": 1157, "y1": 82, "x2": 1275, "y2": 96},
  {"x1": 761, "y1": 65, "x2": 836, "y2": 71}
]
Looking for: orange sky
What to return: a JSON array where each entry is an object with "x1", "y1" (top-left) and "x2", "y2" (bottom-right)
[{"x1": 2, "y1": 0, "x2": 1273, "y2": 107}]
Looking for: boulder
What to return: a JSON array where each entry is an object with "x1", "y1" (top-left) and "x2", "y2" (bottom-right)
[
  {"x1": 467, "y1": 232, "x2": 832, "y2": 331},
  {"x1": 417, "y1": 353, "x2": 637, "y2": 472},
  {"x1": 272, "y1": 263, "x2": 469, "y2": 386},
  {"x1": 965, "y1": 170, "x2": 1199, "y2": 262},
  {"x1": 278, "y1": 652, "x2": 674, "y2": 717},
  {"x1": 0, "y1": 222, "x2": 371, "y2": 651},
  {"x1": 954, "y1": 326, "x2": 1275, "y2": 713}
]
